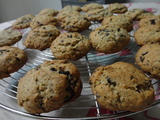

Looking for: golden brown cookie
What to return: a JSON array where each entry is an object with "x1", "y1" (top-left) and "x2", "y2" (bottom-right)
[
  {"x1": 102, "y1": 14, "x2": 133, "y2": 32},
  {"x1": 90, "y1": 27, "x2": 130, "y2": 54},
  {"x1": 0, "y1": 46, "x2": 28, "y2": 79},
  {"x1": 50, "y1": 32, "x2": 92, "y2": 60},
  {"x1": 135, "y1": 44, "x2": 160, "y2": 80},
  {"x1": 85, "y1": 8, "x2": 113, "y2": 22},
  {"x1": 30, "y1": 14, "x2": 57, "y2": 30},
  {"x1": 107, "y1": 3, "x2": 128, "y2": 13},
  {"x1": 139, "y1": 15, "x2": 160, "y2": 27},
  {"x1": 0, "y1": 28, "x2": 22, "y2": 47},
  {"x1": 61, "y1": 5, "x2": 82, "y2": 12},
  {"x1": 89, "y1": 62, "x2": 155, "y2": 112},
  {"x1": 24, "y1": 25, "x2": 60, "y2": 50},
  {"x1": 38, "y1": 8, "x2": 59, "y2": 16},
  {"x1": 134, "y1": 25, "x2": 160, "y2": 46},
  {"x1": 12, "y1": 14, "x2": 35, "y2": 29},
  {"x1": 82, "y1": 3, "x2": 103, "y2": 12},
  {"x1": 17, "y1": 60, "x2": 82, "y2": 114}
]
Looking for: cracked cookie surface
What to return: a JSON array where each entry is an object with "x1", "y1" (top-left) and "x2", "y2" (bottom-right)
[
  {"x1": 50, "y1": 32, "x2": 92, "y2": 60},
  {"x1": 89, "y1": 62, "x2": 155, "y2": 112},
  {"x1": 0, "y1": 46, "x2": 27, "y2": 79},
  {"x1": 135, "y1": 44, "x2": 160, "y2": 80},
  {"x1": 90, "y1": 27, "x2": 130, "y2": 54},
  {"x1": 38, "y1": 8, "x2": 59, "y2": 16},
  {"x1": 24, "y1": 24, "x2": 60, "y2": 50},
  {"x1": 82, "y1": 3, "x2": 103, "y2": 12},
  {"x1": 17, "y1": 60, "x2": 82, "y2": 114},
  {"x1": 134, "y1": 25, "x2": 160, "y2": 46}
]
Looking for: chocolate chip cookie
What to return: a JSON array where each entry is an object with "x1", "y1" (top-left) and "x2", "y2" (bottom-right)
[
  {"x1": 90, "y1": 27, "x2": 130, "y2": 54},
  {"x1": 125, "y1": 9, "x2": 154, "y2": 21},
  {"x1": 38, "y1": 8, "x2": 59, "y2": 16},
  {"x1": 89, "y1": 62, "x2": 155, "y2": 112},
  {"x1": 61, "y1": 5, "x2": 82, "y2": 12},
  {"x1": 139, "y1": 15, "x2": 160, "y2": 27},
  {"x1": 107, "y1": 3, "x2": 128, "y2": 13},
  {"x1": 17, "y1": 60, "x2": 82, "y2": 114},
  {"x1": 135, "y1": 44, "x2": 160, "y2": 80},
  {"x1": 50, "y1": 32, "x2": 92, "y2": 60},
  {"x1": 0, "y1": 28, "x2": 22, "y2": 47},
  {"x1": 12, "y1": 14, "x2": 35, "y2": 29},
  {"x1": 102, "y1": 14, "x2": 133, "y2": 32},
  {"x1": 82, "y1": 3, "x2": 103, "y2": 12},
  {"x1": 30, "y1": 15, "x2": 57, "y2": 30},
  {"x1": 24, "y1": 25, "x2": 60, "y2": 50},
  {"x1": 85, "y1": 8, "x2": 113, "y2": 22},
  {"x1": 134, "y1": 25, "x2": 160, "y2": 46},
  {"x1": 0, "y1": 46, "x2": 28, "y2": 79}
]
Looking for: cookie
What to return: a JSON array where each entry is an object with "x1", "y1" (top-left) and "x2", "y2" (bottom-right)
[
  {"x1": 12, "y1": 14, "x2": 35, "y2": 29},
  {"x1": 125, "y1": 9, "x2": 154, "y2": 21},
  {"x1": 50, "y1": 32, "x2": 92, "y2": 60},
  {"x1": 85, "y1": 8, "x2": 113, "y2": 22},
  {"x1": 24, "y1": 25, "x2": 60, "y2": 50},
  {"x1": 0, "y1": 28, "x2": 22, "y2": 47},
  {"x1": 38, "y1": 8, "x2": 59, "y2": 16},
  {"x1": 17, "y1": 60, "x2": 82, "y2": 114},
  {"x1": 30, "y1": 15, "x2": 57, "y2": 30},
  {"x1": 57, "y1": 10, "x2": 81, "y2": 23},
  {"x1": 82, "y1": 3, "x2": 103, "y2": 12},
  {"x1": 60, "y1": 13, "x2": 91, "y2": 32},
  {"x1": 102, "y1": 14, "x2": 133, "y2": 32},
  {"x1": 139, "y1": 15, "x2": 160, "y2": 27},
  {"x1": 134, "y1": 25, "x2": 160, "y2": 46},
  {"x1": 0, "y1": 46, "x2": 28, "y2": 79},
  {"x1": 61, "y1": 5, "x2": 82, "y2": 12},
  {"x1": 135, "y1": 44, "x2": 160, "y2": 79},
  {"x1": 107, "y1": 3, "x2": 128, "y2": 13},
  {"x1": 89, "y1": 62, "x2": 155, "y2": 112},
  {"x1": 90, "y1": 27, "x2": 130, "y2": 54}
]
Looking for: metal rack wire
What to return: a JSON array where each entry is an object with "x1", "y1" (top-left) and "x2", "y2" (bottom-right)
[{"x1": 0, "y1": 26, "x2": 160, "y2": 119}]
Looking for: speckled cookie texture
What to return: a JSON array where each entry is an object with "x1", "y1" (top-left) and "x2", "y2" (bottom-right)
[
  {"x1": 139, "y1": 15, "x2": 160, "y2": 27},
  {"x1": 17, "y1": 60, "x2": 82, "y2": 114},
  {"x1": 24, "y1": 25, "x2": 60, "y2": 50},
  {"x1": 107, "y1": 3, "x2": 128, "y2": 13},
  {"x1": 59, "y1": 13, "x2": 91, "y2": 32},
  {"x1": 102, "y1": 14, "x2": 133, "y2": 32},
  {"x1": 82, "y1": 3, "x2": 103, "y2": 12},
  {"x1": 0, "y1": 46, "x2": 28, "y2": 79},
  {"x1": 89, "y1": 62, "x2": 155, "y2": 112},
  {"x1": 135, "y1": 44, "x2": 160, "y2": 80},
  {"x1": 12, "y1": 14, "x2": 35, "y2": 29},
  {"x1": 134, "y1": 25, "x2": 160, "y2": 46},
  {"x1": 85, "y1": 8, "x2": 113, "y2": 22},
  {"x1": 90, "y1": 27, "x2": 130, "y2": 54},
  {"x1": 30, "y1": 14, "x2": 57, "y2": 30},
  {"x1": 124, "y1": 9, "x2": 154, "y2": 21},
  {"x1": 0, "y1": 28, "x2": 22, "y2": 47},
  {"x1": 61, "y1": 5, "x2": 82, "y2": 12},
  {"x1": 50, "y1": 32, "x2": 92, "y2": 60},
  {"x1": 38, "y1": 8, "x2": 59, "y2": 16}
]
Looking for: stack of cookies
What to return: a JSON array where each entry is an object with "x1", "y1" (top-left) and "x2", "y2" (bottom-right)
[{"x1": 0, "y1": 2, "x2": 159, "y2": 115}]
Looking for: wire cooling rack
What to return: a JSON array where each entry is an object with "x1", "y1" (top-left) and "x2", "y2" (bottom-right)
[{"x1": 0, "y1": 24, "x2": 160, "y2": 119}]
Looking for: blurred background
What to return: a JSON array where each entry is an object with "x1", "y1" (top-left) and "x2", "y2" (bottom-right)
[{"x1": 0, "y1": 0, "x2": 160, "y2": 22}]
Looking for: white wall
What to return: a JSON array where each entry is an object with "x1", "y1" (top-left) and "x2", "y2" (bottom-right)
[{"x1": 0, "y1": 0, "x2": 62, "y2": 23}]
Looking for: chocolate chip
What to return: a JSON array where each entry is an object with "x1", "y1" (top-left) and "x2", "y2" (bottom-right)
[
  {"x1": 106, "y1": 33, "x2": 110, "y2": 36},
  {"x1": 117, "y1": 28, "x2": 120, "y2": 32},
  {"x1": 120, "y1": 34, "x2": 126, "y2": 38},
  {"x1": 130, "y1": 75, "x2": 134, "y2": 80},
  {"x1": 142, "y1": 51, "x2": 148, "y2": 56},
  {"x1": 34, "y1": 65, "x2": 41, "y2": 70},
  {"x1": 150, "y1": 19, "x2": 156, "y2": 25},
  {"x1": 50, "y1": 68, "x2": 57, "y2": 71},
  {"x1": 107, "y1": 78, "x2": 116, "y2": 87},
  {"x1": 140, "y1": 56, "x2": 144, "y2": 62},
  {"x1": 59, "y1": 71, "x2": 70, "y2": 75}
]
